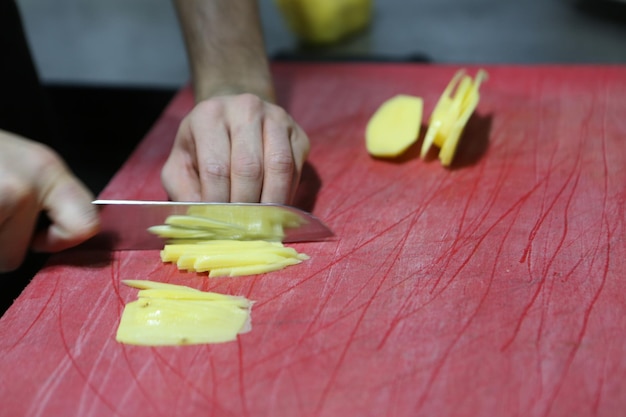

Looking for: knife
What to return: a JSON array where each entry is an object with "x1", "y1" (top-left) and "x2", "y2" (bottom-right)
[{"x1": 84, "y1": 199, "x2": 334, "y2": 251}]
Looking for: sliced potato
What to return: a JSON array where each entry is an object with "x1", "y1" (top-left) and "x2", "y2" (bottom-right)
[
  {"x1": 421, "y1": 69, "x2": 488, "y2": 166},
  {"x1": 366, "y1": 94, "x2": 423, "y2": 157},
  {"x1": 160, "y1": 239, "x2": 308, "y2": 277},
  {"x1": 116, "y1": 281, "x2": 253, "y2": 346}
]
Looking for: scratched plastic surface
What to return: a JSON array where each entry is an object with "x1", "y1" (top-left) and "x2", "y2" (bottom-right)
[{"x1": 1, "y1": 64, "x2": 626, "y2": 417}]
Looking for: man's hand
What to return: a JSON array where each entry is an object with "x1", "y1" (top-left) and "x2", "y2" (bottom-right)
[
  {"x1": 162, "y1": 93, "x2": 309, "y2": 204},
  {"x1": 169, "y1": 0, "x2": 310, "y2": 203},
  {"x1": 0, "y1": 131, "x2": 100, "y2": 272}
]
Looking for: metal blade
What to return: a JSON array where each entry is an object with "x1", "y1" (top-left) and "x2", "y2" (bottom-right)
[{"x1": 84, "y1": 200, "x2": 334, "y2": 250}]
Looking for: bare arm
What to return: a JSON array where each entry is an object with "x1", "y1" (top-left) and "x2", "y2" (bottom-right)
[{"x1": 173, "y1": 0, "x2": 275, "y2": 102}]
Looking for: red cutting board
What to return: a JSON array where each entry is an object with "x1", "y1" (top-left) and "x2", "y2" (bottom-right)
[{"x1": 1, "y1": 63, "x2": 626, "y2": 417}]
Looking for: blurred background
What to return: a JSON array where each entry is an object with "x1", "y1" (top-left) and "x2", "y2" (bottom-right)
[
  {"x1": 2, "y1": 0, "x2": 625, "y2": 313},
  {"x1": 15, "y1": 0, "x2": 626, "y2": 88}
]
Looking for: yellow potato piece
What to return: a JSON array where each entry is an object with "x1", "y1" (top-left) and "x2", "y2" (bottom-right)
[
  {"x1": 165, "y1": 205, "x2": 307, "y2": 242},
  {"x1": 159, "y1": 239, "x2": 308, "y2": 277},
  {"x1": 165, "y1": 215, "x2": 245, "y2": 232},
  {"x1": 160, "y1": 240, "x2": 285, "y2": 262},
  {"x1": 208, "y1": 258, "x2": 302, "y2": 278},
  {"x1": 122, "y1": 279, "x2": 200, "y2": 292},
  {"x1": 116, "y1": 281, "x2": 253, "y2": 346},
  {"x1": 421, "y1": 69, "x2": 487, "y2": 166},
  {"x1": 148, "y1": 209, "x2": 310, "y2": 277},
  {"x1": 136, "y1": 289, "x2": 250, "y2": 307},
  {"x1": 193, "y1": 253, "x2": 294, "y2": 272},
  {"x1": 147, "y1": 225, "x2": 216, "y2": 240},
  {"x1": 116, "y1": 298, "x2": 250, "y2": 346},
  {"x1": 366, "y1": 94, "x2": 424, "y2": 158},
  {"x1": 275, "y1": 0, "x2": 372, "y2": 44}
]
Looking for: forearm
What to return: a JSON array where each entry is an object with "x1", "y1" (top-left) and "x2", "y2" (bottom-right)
[{"x1": 173, "y1": 0, "x2": 275, "y2": 103}]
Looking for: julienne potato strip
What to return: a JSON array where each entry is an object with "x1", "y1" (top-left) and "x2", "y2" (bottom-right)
[
  {"x1": 115, "y1": 280, "x2": 254, "y2": 346},
  {"x1": 161, "y1": 239, "x2": 309, "y2": 277}
]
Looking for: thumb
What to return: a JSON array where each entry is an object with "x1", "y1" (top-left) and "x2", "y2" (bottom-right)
[{"x1": 31, "y1": 172, "x2": 100, "y2": 253}]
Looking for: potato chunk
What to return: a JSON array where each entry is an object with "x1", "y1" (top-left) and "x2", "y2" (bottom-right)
[
  {"x1": 366, "y1": 94, "x2": 423, "y2": 158},
  {"x1": 275, "y1": 0, "x2": 372, "y2": 44}
]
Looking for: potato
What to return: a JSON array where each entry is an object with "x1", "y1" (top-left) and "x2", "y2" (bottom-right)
[
  {"x1": 116, "y1": 280, "x2": 253, "y2": 346},
  {"x1": 366, "y1": 94, "x2": 424, "y2": 157}
]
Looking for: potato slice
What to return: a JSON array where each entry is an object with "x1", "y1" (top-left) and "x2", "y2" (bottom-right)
[
  {"x1": 421, "y1": 69, "x2": 487, "y2": 166},
  {"x1": 116, "y1": 281, "x2": 253, "y2": 346},
  {"x1": 116, "y1": 298, "x2": 250, "y2": 346},
  {"x1": 439, "y1": 73, "x2": 486, "y2": 166},
  {"x1": 366, "y1": 94, "x2": 423, "y2": 157}
]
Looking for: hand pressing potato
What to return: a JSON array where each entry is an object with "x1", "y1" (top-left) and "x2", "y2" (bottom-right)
[{"x1": 161, "y1": 93, "x2": 310, "y2": 205}]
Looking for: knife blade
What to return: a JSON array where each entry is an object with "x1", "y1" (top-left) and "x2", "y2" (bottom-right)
[{"x1": 84, "y1": 200, "x2": 334, "y2": 250}]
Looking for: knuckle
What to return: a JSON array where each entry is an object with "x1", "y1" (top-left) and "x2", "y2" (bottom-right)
[
  {"x1": 266, "y1": 151, "x2": 294, "y2": 175},
  {"x1": 268, "y1": 104, "x2": 289, "y2": 120},
  {"x1": 0, "y1": 176, "x2": 32, "y2": 210},
  {"x1": 231, "y1": 156, "x2": 263, "y2": 180},
  {"x1": 188, "y1": 101, "x2": 223, "y2": 128},
  {"x1": 235, "y1": 93, "x2": 264, "y2": 109},
  {"x1": 233, "y1": 94, "x2": 265, "y2": 120},
  {"x1": 194, "y1": 99, "x2": 222, "y2": 116},
  {"x1": 202, "y1": 161, "x2": 230, "y2": 181}
]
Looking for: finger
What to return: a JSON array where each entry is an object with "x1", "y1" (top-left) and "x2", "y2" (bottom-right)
[
  {"x1": 229, "y1": 115, "x2": 264, "y2": 203},
  {"x1": 287, "y1": 124, "x2": 311, "y2": 203},
  {"x1": 31, "y1": 172, "x2": 100, "y2": 253},
  {"x1": 192, "y1": 103, "x2": 232, "y2": 202},
  {"x1": 259, "y1": 116, "x2": 295, "y2": 204},
  {"x1": 0, "y1": 181, "x2": 38, "y2": 272},
  {"x1": 162, "y1": 120, "x2": 202, "y2": 201}
]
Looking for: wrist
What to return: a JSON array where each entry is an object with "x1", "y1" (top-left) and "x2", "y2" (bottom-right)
[{"x1": 193, "y1": 74, "x2": 276, "y2": 104}]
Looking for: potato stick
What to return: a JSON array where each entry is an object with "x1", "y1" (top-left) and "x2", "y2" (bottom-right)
[
  {"x1": 161, "y1": 241, "x2": 299, "y2": 263},
  {"x1": 122, "y1": 280, "x2": 200, "y2": 292},
  {"x1": 193, "y1": 253, "x2": 292, "y2": 272},
  {"x1": 165, "y1": 215, "x2": 244, "y2": 231},
  {"x1": 148, "y1": 225, "x2": 216, "y2": 239},
  {"x1": 176, "y1": 254, "x2": 198, "y2": 271},
  {"x1": 209, "y1": 258, "x2": 302, "y2": 278}
]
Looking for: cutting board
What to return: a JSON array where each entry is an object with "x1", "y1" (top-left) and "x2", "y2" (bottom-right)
[{"x1": 1, "y1": 63, "x2": 625, "y2": 417}]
